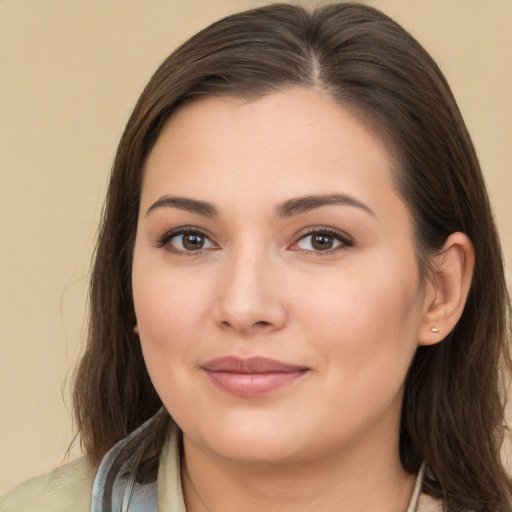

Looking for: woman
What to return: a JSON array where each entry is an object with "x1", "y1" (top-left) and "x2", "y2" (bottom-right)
[{"x1": 2, "y1": 2, "x2": 510, "y2": 511}]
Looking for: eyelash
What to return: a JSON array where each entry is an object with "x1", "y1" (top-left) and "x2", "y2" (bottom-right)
[
  {"x1": 155, "y1": 226, "x2": 217, "y2": 255},
  {"x1": 291, "y1": 227, "x2": 354, "y2": 255},
  {"x1": 155, "y1": 226, "x2": 354, "y2": 255}
]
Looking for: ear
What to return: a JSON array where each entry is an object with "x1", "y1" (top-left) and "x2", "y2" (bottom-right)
[{"x1": 418, "y1": 232, "x2": 475, "y2": 346}]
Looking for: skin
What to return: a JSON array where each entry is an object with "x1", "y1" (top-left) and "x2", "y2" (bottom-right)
[{"x1": 132, "y1": 88, "x2": 473, "y2": 512}]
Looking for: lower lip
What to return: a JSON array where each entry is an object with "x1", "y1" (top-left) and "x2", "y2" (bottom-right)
[{"x1": 204, "y1": 370, "x2": 307, "y2": 397}]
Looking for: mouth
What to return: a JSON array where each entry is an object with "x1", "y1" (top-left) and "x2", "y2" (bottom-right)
[{"x1": 201, "y1": 356, "x2": 309, "y2": 397}]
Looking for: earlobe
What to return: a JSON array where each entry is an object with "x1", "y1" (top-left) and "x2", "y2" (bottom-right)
[{"x1": 418, "y1": 232, "x2": 475, "y2": 346}]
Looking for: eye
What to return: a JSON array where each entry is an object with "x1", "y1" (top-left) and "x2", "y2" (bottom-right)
[
  {"x1": 157, "y1": 228, "x2": 217, "y2": 253},
  {"x1": 291, "y1": 228, "x2": 352, "y2": 254}
]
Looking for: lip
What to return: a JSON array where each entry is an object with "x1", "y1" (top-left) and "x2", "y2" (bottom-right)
[{"x1": 201, "y1": 356, "x2": 309, "y2": 397}]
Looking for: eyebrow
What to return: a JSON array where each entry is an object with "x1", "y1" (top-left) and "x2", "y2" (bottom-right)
[
  {"x1": 146, "y1": 193, "x2": 374, "y2": 218},
  {"x1": 276, "y1": 194, "x2": 375, "y2": 217},
  {"x1": 146, "y1": 196, "x2": 219, "y2": 217}
]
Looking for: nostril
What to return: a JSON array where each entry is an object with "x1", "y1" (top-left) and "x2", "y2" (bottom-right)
[{"x1": 220, "y1": 319, "x2": 272, "y2": 330}]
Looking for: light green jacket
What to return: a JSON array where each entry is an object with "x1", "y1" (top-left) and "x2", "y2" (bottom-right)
[{"x1": 0, "y1": 424, "x2": 186, "y2": 512}]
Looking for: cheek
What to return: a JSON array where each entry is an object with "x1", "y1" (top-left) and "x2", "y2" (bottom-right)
[
  {"x1": 132, "y1": 262, "x2": 212, "y2": 412},
  {"x1": 132, "y1": 253, "x2": 212, "y2": 365},
  {"x1": 135, "y1": 284, "x2": 200, "y2": 340},
  {"x1": 299, "y1": 258, "x2": 423, "y2": 373}
]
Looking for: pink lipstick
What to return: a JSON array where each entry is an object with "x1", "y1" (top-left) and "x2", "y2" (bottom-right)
[{"x1": 201, "y1": 356, "x2": 308, "y2": 397}]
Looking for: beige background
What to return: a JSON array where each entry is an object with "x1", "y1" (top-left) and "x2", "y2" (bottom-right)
[{"x1": 1, "y1": 0, "x2": 511, "y2": 494}]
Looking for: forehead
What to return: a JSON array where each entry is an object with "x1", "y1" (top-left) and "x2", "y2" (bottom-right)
[{"x1": 142, "y1": 88, "x2": 396, "y2": 203}]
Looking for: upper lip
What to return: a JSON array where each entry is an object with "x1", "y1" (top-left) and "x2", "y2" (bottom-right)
[{"x1": 202, "y1": 356, "x2": 309, "y2": 374}]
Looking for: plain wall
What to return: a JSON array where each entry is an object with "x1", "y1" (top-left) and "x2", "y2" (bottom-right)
[{"x1": 1, "y1": 0, "x2": 511, "y2": 493}]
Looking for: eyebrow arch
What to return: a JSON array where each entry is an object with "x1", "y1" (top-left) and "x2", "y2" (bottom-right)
[
  {"x1": 276, "y1": 194, "x2": 375, "y2": 217},
  {"x1": 146, "y1": 196, "x2": 219, "y2": 217}
]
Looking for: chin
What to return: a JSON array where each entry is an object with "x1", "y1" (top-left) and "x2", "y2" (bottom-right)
[
  {"x1": 207, "y1": 433, "x2": 306, "y2": 465},
  {"x1": 181, "y1": 412, "x2": 314, "y2": 465}
]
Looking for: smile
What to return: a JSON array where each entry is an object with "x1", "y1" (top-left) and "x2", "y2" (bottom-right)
[{"x1": 201, "y1": 356, "x2": 309, "y2": 397}]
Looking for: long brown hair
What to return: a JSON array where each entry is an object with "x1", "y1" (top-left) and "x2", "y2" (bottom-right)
[{"x1": 73, "y1": 3, "x2": 512, "y2": 509}]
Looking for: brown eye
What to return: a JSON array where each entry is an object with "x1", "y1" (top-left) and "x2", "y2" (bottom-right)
[
  {"x1": 311, "y1": 233, "x2": 334, "y2": 250},
  {"x1": 293, "y1": 229, "x2": 351, "y2": 254},
  {"x1": 182, "y1": 233, "x2": 205, "y2": 251},
  {"x1": 162, "y1": 229, "x2": 216, "y2": 253}
]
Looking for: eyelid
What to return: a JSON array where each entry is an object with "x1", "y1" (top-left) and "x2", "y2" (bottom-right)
[
  {"x1": 155, "y1": 225, "x2": 219, "y2": 254},
  {"x1": 289, "y1": 226, "x2": 354, "y2": 254}
]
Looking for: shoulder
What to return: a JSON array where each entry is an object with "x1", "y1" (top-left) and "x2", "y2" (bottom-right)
[{"x1": 0, "y1": 456, "x2": 95, "y2": 512}]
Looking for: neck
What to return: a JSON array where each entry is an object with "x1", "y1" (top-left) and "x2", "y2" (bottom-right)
[{"x1": 181, "y1": 432, "x2": 415, "y2": 512}]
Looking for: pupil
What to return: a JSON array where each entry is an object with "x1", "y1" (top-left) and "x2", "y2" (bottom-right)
[
  {"x1": 183, "y1": 234, "x2": 204, "y2": 250},
  {"x1": 312, "y1": 234, "x2": 333, "y2": 250}
]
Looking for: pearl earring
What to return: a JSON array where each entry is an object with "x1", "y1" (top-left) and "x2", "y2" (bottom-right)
[{"x1": 430, "y1": 327, "x2": 439, "y2": 334}]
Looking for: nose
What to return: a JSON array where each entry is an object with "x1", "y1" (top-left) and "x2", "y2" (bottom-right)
[{"x1": 213, "y1": 250, "x2": 287, "y2": 334}]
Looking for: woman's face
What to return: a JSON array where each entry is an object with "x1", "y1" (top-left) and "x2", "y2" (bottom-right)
[{"x1": 132, "y1": 89, "x2": 430, "y2": 465}]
